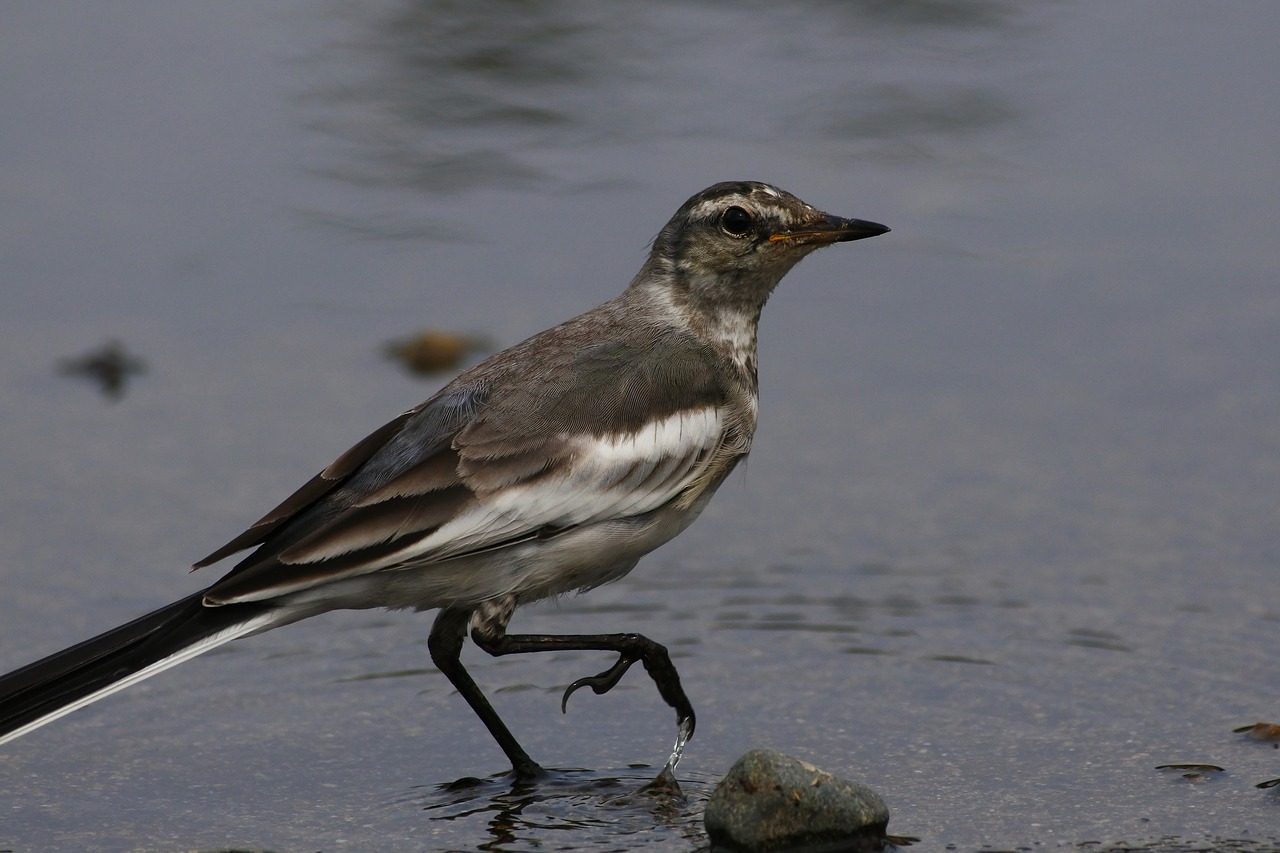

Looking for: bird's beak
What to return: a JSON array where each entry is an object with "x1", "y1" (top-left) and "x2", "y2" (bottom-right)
[{"x1": 768, "y1": 214, "x2": 890, "y2": 246}]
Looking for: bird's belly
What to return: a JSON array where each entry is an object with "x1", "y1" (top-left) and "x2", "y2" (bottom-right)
[{"x1": 354, "y1": 500, "x2": 706, "y2": 612}]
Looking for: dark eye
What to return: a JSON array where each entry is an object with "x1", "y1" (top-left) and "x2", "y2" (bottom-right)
[{"x1": 721, "y1": 205, "x2": 753, "y2": 237}]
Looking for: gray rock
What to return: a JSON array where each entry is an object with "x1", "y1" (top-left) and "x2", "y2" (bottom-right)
[{"x1": 704, "y1": 750, "x2": 890, "y2": 852}]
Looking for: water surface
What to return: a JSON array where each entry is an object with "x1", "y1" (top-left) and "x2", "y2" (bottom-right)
[{"x1": 1, "y1": 2, "x2": 1278, "y2": 850}]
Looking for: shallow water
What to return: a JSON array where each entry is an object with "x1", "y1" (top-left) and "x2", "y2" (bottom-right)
[{"x1": 2, "y1": 2, "x2": 1279, "y2": 851}]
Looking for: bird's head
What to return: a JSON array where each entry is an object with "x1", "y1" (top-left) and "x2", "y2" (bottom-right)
[{"x1": 643, "y1": 181, "x2": 889, "y2": 316}]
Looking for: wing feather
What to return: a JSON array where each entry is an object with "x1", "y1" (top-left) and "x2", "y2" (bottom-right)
[
  {"x1": 197, "y1": 317, "x2": 744, "y2": 606},
  {"x1": 192, "y1": 410, "x2": 417, "y2": 569}
]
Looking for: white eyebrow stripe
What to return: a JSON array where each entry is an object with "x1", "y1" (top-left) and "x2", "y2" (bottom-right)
[{"x1": 687, "y1": 198, "x2": 742, "y2": 220}]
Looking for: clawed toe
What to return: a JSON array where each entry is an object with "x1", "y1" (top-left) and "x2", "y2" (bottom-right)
[{"x1": 560, "y1": 654, "x2": 637, "y2": 713}]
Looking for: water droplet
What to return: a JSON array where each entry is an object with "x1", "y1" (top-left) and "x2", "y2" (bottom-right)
[{"x1": 661, "y1": 716, "x2": 694, "y2": 777}]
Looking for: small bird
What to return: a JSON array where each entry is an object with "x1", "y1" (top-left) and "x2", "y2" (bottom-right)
[{"x1": 0, "y1": 182, "x2": 888, "y2": 778}]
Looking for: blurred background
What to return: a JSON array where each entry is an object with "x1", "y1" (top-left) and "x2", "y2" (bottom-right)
[{"x1": 1, "y1": 2, "x2": 1278, "y2": 850}]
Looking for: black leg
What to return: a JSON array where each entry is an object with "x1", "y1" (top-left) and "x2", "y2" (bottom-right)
[
  {"x1": 427, "y1": 608, "x2": 544, "y2": 779},
  {"x1": 469, "y1": 625, "x2": 696, "y2": 740}
]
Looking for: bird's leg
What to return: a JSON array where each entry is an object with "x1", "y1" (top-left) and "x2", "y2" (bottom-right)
[
  {"x1": 427, "y1": 607, "x2": 544, "y2": 779},
  {"x1": 468, "y1": 599, "x2": 696, "y2": 740}
]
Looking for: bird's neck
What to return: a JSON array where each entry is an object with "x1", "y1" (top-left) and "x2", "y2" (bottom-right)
[
  {"x1": 692, "y1": 292, "x2": 761, "y2": 380},
  {"x1": 626, "y1": 267, "x2": 762, "y2": 384}
]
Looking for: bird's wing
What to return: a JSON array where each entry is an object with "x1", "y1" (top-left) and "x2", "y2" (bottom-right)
[
  {"x1": 199, "y1": 331, "x2": 741, "y2": 606},
  {"x1": 191, "y1": 410, "x2": 420, "y2": 569}
]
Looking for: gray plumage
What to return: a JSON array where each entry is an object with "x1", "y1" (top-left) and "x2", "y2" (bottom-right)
[{"x1": 0, "y1": 181, "x2": 888, "y2": 777}]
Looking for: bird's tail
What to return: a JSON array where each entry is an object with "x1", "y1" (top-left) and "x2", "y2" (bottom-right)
[{"x1": 0, "y1": 592, "x2": 278, "y2": 745}]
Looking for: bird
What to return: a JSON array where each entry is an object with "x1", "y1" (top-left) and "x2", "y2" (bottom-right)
[{"x1": 0, "y1": 181, "x2": 888, "y2": 779}]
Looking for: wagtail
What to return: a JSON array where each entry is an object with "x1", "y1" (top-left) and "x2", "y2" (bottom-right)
[{"x1": 0, "y1": 182, "x2": 888, "y2": 778}]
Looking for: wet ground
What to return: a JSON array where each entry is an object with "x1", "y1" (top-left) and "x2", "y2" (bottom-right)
[{"x1": 1, "y1": 2, "x2": 1278, "y2": 850}]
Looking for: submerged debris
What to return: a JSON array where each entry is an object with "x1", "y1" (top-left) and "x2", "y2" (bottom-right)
[
  {"x1": 1233, "y1": 722, "x2": 1280, "y2": 742},
  {"x1": 1155, "y1": 763, "x2": 1226, "y2": 782},
  {"x1": 57, "y1": 338, "x2": 146, "y2": 400},
  {"x1": 384, "y1": 329, "x2": 489, "y2": 376}
]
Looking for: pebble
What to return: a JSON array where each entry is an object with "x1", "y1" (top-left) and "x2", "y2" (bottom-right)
[{"x1": 704, "y1": 749, "x2": 890, "y2": 852}]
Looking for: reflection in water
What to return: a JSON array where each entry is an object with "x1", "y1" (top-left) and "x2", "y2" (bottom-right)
[
  {"x1": 401, "y1": 765, "x2": 706, "y2": 850},
  {"x1": 300, "y1": 0, "x2": 590, "y2": 200},
  {"x1": 297, "y1": 0, "x2": 1028, "y2": 236}
]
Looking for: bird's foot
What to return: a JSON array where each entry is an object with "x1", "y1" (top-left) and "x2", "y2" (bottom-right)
[
  {"x1": 559, "y1": 642, "x2": 696, "y2": 741},
  {"x1": 561, "y1": 654, "x2": 637, "y2": 712}
]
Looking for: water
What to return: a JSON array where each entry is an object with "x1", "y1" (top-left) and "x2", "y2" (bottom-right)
[
  {"x1": 2, "y1": 2, "x2": 1279, "y2": 850},
  {"x1": 663, "y1": 716, "x2": 694, "y2": 779}
]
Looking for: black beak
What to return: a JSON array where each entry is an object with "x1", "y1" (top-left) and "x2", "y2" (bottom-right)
[{"x1": 768, "y1": 214, "x2": 890, "y2": 246}]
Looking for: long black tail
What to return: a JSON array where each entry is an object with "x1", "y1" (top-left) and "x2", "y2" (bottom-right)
[{"x1": 0, "y1": 592, "x2": 277, "y2": 744}]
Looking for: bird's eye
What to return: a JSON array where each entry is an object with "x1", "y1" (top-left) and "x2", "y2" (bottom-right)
[{"x1": 721, "y1": 206, "x2": 753, "y2": 237}]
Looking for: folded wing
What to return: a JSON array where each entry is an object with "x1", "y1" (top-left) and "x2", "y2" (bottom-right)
[{"x1": 196, "y1": 329, "x2": 738, "y2": 606}]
